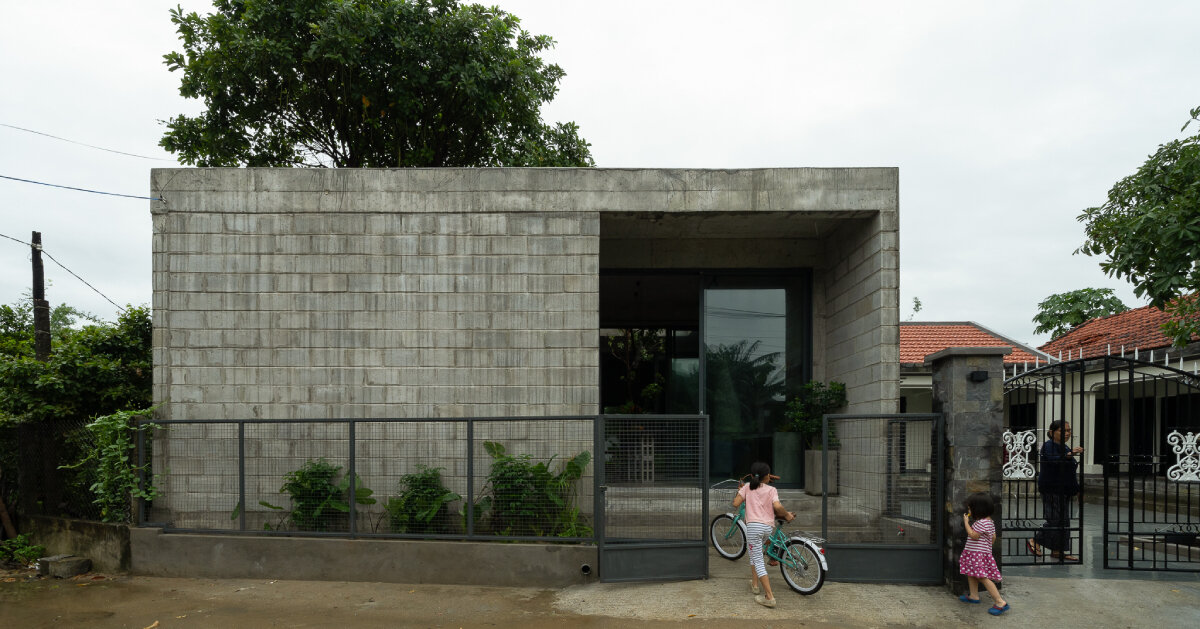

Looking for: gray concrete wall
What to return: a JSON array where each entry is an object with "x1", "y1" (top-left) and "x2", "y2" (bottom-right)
[
  {"x1": 817, "y1": 179, "x2": 900, "y2": 412},
  {"x1": 149, "y1": 167, "x2": 898, "y2": 526},
  {"x1": 130, "y1": 527, "x2": 597, "y2": 587},
  {"x1": 21, "y1": 515, "x2": 131, "y2": 573}
]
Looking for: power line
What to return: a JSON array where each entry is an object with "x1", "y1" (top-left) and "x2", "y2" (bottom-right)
[
  {"x1": 0, "y1": 231, "x2": 126, "y2": 314},
  {"x1": 0, "y1": 232, "x2": 30, "y2": 247},
  {"x1": 0, "y1": 122, "x2": 173, "y2": 161},
  {"x1": 0, "y1": 174, "x2": 161, "y2": 201},
  {"x1": 42, "y1": 251, "x2": 125, "y2": 314}
]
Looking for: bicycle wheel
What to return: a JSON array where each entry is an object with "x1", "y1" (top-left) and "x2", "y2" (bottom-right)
[
  {"x1": 709, "y1": 514, "x2": 746, "y2": 560},
  {"x1": 779, "y1": 539, "x2": 825, "y2": 594}
]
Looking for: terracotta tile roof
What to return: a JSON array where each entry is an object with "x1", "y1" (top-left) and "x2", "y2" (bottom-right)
[
  {"x1": 1038, "y1": 304, "x2": 1200, "y2": 359},
  {"x1": 900, "y1": 322, "x2": 1047, "y2": 365}
]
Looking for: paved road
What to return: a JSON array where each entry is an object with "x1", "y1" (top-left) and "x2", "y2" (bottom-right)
[{"x1": 3, "y1": 549, "x2": 1198, "y2": 629}]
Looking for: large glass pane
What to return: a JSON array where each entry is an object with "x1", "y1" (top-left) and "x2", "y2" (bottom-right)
[{"x1": 705, "y1": 289, "x2": 787, "y2": 480}]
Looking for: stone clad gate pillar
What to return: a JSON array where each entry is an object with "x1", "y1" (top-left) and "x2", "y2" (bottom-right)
[{"x1": 926, "y1": 346, "x2": 1010, "y2": 592}]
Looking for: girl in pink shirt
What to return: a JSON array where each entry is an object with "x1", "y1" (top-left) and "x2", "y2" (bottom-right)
[{"x1": 733, "y1": 461, "x2": 794, "y2": 608}]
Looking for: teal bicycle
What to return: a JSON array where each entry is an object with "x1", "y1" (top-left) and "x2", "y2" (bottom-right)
[{"x1": 709, "y1": 479, "x2": 828, "y2": 595}]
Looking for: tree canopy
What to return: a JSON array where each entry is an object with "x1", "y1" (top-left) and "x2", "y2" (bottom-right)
[
  {"x1": 160, "y1": 0, "x2": 594, "y2": 168},
  {"x1": 1032, "y1": 288, "x2": 1128, "y2": 339},
  {"x1": 1077, "y1": 106, "x2": 1200, "y2": 347},
  {"x1": 0, "y1": 304, "x2": 151, "y2": 425}
]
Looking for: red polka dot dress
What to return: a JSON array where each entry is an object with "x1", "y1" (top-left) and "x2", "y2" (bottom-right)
[{"x1": 959, "y1": 517, "x2": 1001, "y2": 582}]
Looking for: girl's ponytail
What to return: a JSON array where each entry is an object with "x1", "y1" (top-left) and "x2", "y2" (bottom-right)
[{"x1": 749, "y1": 461, "x2": 771, "y2": 491}]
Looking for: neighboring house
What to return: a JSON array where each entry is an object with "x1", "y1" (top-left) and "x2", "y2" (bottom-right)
[
  {"x1": 899, "y1": 321, "x2": 1049, "y2": 413},
  {"x1": 149, "y1": 167, "x2": 900, "y2": 526},
  {"x1": 1022, "y1": 304, "x2": 1200, "y2": 475}
]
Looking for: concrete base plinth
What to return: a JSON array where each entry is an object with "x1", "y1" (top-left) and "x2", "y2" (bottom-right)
[{"x1": 131, "y1": 527, "x2": 598, "y2": 587}]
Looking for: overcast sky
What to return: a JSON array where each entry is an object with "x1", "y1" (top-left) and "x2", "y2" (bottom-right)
[{"x1": 2, "y1": 1, "x2": 1197, "y2": 349}]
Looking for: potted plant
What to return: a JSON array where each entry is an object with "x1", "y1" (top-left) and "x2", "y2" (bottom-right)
[{"x1": 778, "y1": 381, "x2": 847, "y2": 495}]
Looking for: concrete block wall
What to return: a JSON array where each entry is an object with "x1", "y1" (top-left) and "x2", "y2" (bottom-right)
[
  {"x1": 817, "y1": 169, "x2": 899, "y2": 413},
  {"x1": 149, "y1": 167, "x2": 898, "y2": 527}
]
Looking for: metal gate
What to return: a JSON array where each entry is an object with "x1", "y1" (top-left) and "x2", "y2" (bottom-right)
[
  {"x1": 819, "y1": 413, "x2": 945, "y2": 583},
  {"x1": 1003, "y1": 356, "x2": 1200, "y2": 572},
  {"x1": 596, "y1": 414, "x2": 709, "y2": 582}
]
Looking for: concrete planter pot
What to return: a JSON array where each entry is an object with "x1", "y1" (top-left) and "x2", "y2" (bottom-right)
[
  {"x1": 772, "y1": 432, "x2": 804, "y2": 487},
  {"x1": 804, "y1": 449, "x2": 838, "y2": 496}
]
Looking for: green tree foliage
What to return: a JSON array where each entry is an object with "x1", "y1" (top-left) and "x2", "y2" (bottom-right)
[
  {"x1": 1032, "y1": 288, "x2": 1129, "y2": 339},
  {"x1": 0, "y1": 297, "x2": 96, "y2": 358},
  {"x1": 0, "y1": 305, "x2": 151, "y2": 425},
  {"x1": 1077, "y1": 106, "x2": 1200, "y2": 347},
  {"x1": 161, "y1": 0, "x2": 594, "y2": 168}
]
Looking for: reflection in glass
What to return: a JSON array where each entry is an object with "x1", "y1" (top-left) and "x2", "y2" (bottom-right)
[{"x1": 705, "y1": 289, "x2": 786, "y2": 479}]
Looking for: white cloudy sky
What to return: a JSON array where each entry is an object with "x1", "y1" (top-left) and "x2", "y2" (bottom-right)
[{"x1": 1, "y1": 1, "x2": 1197, "y2": 348}]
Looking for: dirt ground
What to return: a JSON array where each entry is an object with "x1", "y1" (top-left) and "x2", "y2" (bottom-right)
[
  {"x1": 0, "y1": 566, "x2": 746, "y2": 629},
  {"x1": 4, "y1": 560, "x2": 1199, "y2": 629}
]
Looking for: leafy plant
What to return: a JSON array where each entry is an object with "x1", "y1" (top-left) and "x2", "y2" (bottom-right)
[
  {"x1": 384, "y1": 465, "x2": 461, "y2": 534},
  {"x1": 1032, "y1": 288, "x2": 1128, "y2": 339},
  {"x1": 0, "y1": 533, "x2": 45, "y2": 566},
  {"x1": 468, "y1": 441, "x2": 592, "y2": 538},
  {"x1": 161, "y1": 0, "x2": 593, "y2": 168},
  {"x1": 1077, "y1": 105, "x2": 1200, "y2": 347},
  {"x1": 59, "y1": 407, "x2": 159, "y2": 523},
  {"x1": 604, "y1": 328, "x2": 665, "y2": 414},
  {"x1": 257, "y1": 458, "x2": 374, "y2": 532},
  {"x1": 780, "y1": 381, "x2": 847, "y2": 450},
  {"x1": 0, "y1": 305, "x2": 151, "y2": 426}
]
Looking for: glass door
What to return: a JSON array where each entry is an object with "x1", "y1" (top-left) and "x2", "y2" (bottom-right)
[{"x1": 704, "y1": 288, "x2": 787, "y2": 480}]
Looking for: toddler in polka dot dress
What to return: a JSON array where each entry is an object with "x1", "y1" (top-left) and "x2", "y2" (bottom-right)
[{"x1": 958, "y1": 492, "x2": 1009, "y2": 616}]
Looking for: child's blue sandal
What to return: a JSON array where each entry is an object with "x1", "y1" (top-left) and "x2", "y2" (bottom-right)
[
  {"x1": 958, "y1": 594, "x2": 981, "y2": 604},
  {"x1": 988, "y1": 604, "x2": 1010, "y2": 616}
]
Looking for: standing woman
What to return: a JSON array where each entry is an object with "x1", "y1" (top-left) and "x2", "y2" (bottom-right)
[
  {"x1": 1029, "y1": 420, "x2": 1083, "y2": 560},
  {"x1": 733, "y1": 461, "x2": 795, "y2": 608}
]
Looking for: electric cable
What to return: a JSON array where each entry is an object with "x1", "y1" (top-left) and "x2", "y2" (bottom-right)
[
  {"x1": 0, "y1": 174, "x2": 161, "y2": 201},
  {"x1": 0, "y1": 231, "x2": 127, "y2": 314},
  {"x1": 0, "y1": 122, "x2": 173, "y2": 161}
]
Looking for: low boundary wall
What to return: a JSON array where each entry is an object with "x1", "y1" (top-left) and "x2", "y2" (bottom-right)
[
  {"x1": 20, "y1": 515, "x2": 131, "y2": 573},
  {"x1": 131, "y1": 527, "x2": 597, "y2": 587}
]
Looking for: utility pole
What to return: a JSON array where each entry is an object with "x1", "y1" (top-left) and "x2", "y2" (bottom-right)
[{"x1": 32, "y1": 231, "x2": 51, "y2": 361}]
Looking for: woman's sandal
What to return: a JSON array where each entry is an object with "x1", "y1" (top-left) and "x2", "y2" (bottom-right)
[{"x1": 1026, "y1": 539, "x2": 1043, "y2": 557}]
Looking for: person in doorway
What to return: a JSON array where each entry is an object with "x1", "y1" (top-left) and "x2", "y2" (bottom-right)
[
  {"x1": 734, "y1": 461, "x2": 794, "y2": 609},
  {"x1": 957, "y1": 492, "x2": 1008, "y2": 615},
  {"x1": 1029, "y1": 420, "x2": 1083, "y2": 560}
]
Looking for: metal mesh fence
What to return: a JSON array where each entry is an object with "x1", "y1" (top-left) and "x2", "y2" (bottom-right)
[
  {"x1": 600, "y1": 415, "x2": 705, "y2": 541},
  {"x1": 143, "y1": 417, "x2": 598, "y2": 541},
  {"x1": 11, "y1": 418, "x2": 103, "y2": 522},
  {"x1": 823, "y1": 415, "x2": 939, "y2": 545}
]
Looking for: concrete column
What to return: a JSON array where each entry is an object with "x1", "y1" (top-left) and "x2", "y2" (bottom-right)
[{"x1": 926, "y1": 346, "x2": 1010, "y2": 593}]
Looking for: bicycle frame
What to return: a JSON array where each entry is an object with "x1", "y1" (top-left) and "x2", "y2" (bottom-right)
[{"x1": 718, "y1": 502, "x2": 829, "y2": 573}]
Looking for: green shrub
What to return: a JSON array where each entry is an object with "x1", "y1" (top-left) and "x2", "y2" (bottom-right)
[
  {"x1": 384, "y1": 465, "x2": 461, "y2": 534},
  {"x1": 254, "y1": 458, "x2": 375, "y2": 532},
  {"x1": 468, "y1": 441, "x2": 592, "y2": 538},
  {"x1": 0, "y1": 533, "x2": 45, "y2": 566}
]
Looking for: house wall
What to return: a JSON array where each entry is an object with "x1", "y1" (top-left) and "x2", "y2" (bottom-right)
[
  {"x1": 817, "y1": 175, "x2": 900, "y2": 413},
  {"x1": 149, "y1": 167, "x2": 899, "y2": 526}
]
